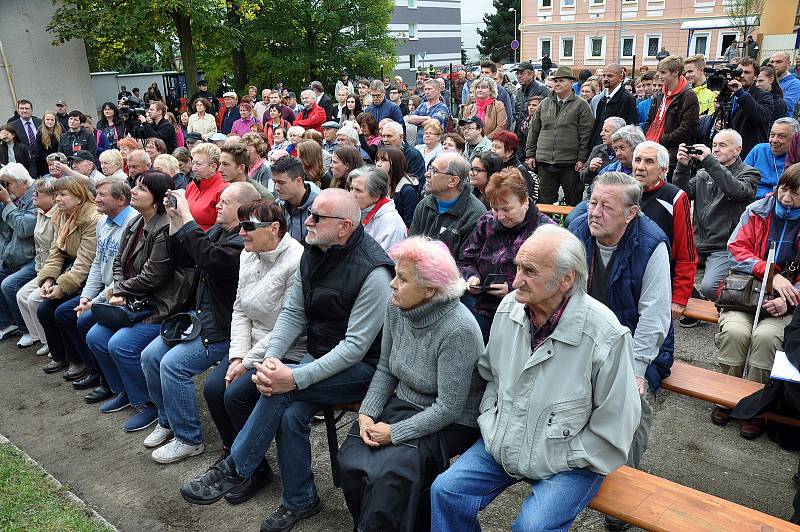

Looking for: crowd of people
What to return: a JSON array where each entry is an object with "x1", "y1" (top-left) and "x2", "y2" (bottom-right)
[{"x1": 1, "y1": 44, "x2": 799, "y2": 531}]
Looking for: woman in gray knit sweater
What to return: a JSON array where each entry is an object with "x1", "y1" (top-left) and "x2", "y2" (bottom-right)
[{"x1": 338, "y1": 236, "x2": 485, "y2": 532}]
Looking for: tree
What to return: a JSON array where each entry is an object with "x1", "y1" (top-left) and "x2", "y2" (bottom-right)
[
  {"x1": 477, "y1": 0, "x2": 520, "y2": 63},
  {"x1": 461, "y1": 42, "x2": 468, "y2": 65},
  {"x1": 725, "y1": 0, "x2": 764, "y2": 49}
]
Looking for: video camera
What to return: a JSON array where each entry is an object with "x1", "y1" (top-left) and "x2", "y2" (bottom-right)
[
  {"x1": 118, "y1": 97, "x2": 147, "y2": 120},
  {"x1": 704, "y1": 65, "x2": 743, "y2": 100}
]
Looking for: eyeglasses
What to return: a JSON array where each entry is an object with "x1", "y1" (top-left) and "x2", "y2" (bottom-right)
[
  {"x1": 240, "y1": 220, "x2": 276, "y2": 232},
  {"x1": 469, "y1": 167, "x2": 486, "y2": 174},
  {"x1": 309, "y1": 210, "x2": 346, "y2": 224}
]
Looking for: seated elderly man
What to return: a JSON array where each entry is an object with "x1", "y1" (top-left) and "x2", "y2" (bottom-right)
[
  {"x1": 430, "y1": 224, "x2": 640, "y2": 530},
  {"x1": 410, "y1": 151, "x2": 486, "y2": 263},
  {"x1": 181, "y1": 189, "x2": 393, "y2": 532},
  {"x1": 380, "y1": 121, "x2": 426, "y2": 186},
  {"x1": 568, "y1": 171, "x2": 672, "y2": 530},
  {"x1": 745, "y1": 118, "x2": 797, "y2": 199},
  {"x1": 673, "y1": 130, "x2": 760, "y2": 326},
  {"x1": 0, "y1": 163, "x2": 37, "y2": 340}
]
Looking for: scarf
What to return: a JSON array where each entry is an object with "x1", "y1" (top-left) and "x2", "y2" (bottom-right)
[
  {"x1": 56, "y1": 208, "x2": 82, "y2": 250},
  {"x1": 776, "y1": 200, "x2": 800, "y2": 221},
  {"x1": 475, "y1": 98, "x2": 494, "y2": 123},
  {"x1": 645, "y1": 75, "x2": 689, "y2": 143}
]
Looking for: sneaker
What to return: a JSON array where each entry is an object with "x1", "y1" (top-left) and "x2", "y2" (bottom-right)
[
  {"x1": 16, "y1": 334, "x2": 34, "y2": 348},
  {"x1": 224, "y1": 459, "x2": 274, "y2": 505},
  {"x1": 260, "y1": 495, "x2": 322, "y2": 532},
  {"x1": 36, "y1": 344, "x2": 49, "y2": 356},
  {"x1": 152, "y1": 439, "x2": 205, "y2": 464},
  {"x1": 0, "y1": 324, "x2": 19, "y2": 340},
  {"x1": 143, "y1": 425, "x2": 175, "y2": 448},
  {"x1": 100, "y1": 392, "x2": 131, "y2": 413},
  {"x1": 123, "y1": 405, "x2": 158, "y2": 432},
  {"x1": 181, "y1": 456, "x2": 248, "y2": 505},
  {"x1": 679, "y1": 316, "x2": 701, "y2": 328}
]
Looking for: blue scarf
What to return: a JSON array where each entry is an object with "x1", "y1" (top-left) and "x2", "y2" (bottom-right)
[{"x1": 775, "y1": 201, "x2": 800, "y2": 221}]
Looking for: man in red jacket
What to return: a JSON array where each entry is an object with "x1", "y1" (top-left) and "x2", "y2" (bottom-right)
[{"x1": 293, "y1": 90, "x2": 326, "y2": 133}]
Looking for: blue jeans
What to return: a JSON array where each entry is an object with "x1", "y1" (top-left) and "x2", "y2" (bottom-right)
[
  {"x1": 141, "y1": 334, "x2": 230, "y2": 445},
  {"x1": 0, "y1": 261, "x2": 35, "y2": 331},
  {"x1": 231, "y1": 359, "x2": 375, "y2": 510},
  {"x1": 202, "y1": 356, "x2": 260, "y2": 449},
  {"x1": 430, "y1": 438, "x2": 605, "y2": 531},
  {"x1": 53, "y1": 294, "x2": 100, "y2": 371},
  {"x1": 86, "y1": 322, "x2": 161, "y2": 407}
]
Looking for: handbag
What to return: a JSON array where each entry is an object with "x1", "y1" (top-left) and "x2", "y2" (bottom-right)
[
  {"x1": 91, "y1": 297, "x2": 154, "y2": 329},
  {"x1": 715, "y1": 272, "x2": 772, "y2": 313}
]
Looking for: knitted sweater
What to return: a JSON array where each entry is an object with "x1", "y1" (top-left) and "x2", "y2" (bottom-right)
[{"x1": 359, "y1": 298, "x2": 485, "y2": 444}]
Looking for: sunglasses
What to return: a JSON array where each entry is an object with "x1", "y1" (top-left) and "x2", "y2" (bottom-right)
[
  {"x1": 240, "y1": 220, "x2": 276, "y2": 232},
  {"x1": 309, "y1": 210, "x2": 346, "y2": 224}
]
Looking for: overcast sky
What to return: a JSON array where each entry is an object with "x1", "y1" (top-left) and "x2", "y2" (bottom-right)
[{"x1": 462, "y1": 0, "x2": 494, "y2": 61}]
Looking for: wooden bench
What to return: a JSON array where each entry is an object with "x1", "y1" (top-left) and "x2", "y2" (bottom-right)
[
  {"x1": 537, "y1": 203, "x2": 575, "y2": 217},
  {"x1": 683, "y1": 298, "x2": 719, "y2": 323},
  {"x1": 591, "y1": 465, "x2": 800, "y2": 531},
  {"x1": 662, "y1": 361, "x2": 800, "y2": 427}
]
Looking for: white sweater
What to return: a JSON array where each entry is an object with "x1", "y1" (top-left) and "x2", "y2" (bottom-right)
[{"x1": 229, "y1": 233, "x2": 305, "y2": 367}]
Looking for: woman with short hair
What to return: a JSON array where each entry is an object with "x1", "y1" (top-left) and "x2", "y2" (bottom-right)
[
  {"x1": 415, "y1": 121, "x2": 443, "y2": 169},
  {"x1": 188, "y1": 98, "x2": 217, "y2": 140},
  {"x1": 460, "y1": 77, "x2": 508, "y2": 137},
  {"x1": 98, "y1": 149, "x2": 127, "y2": 180},
  {"x1": 490, "y1": 130, "x2": 540, "y2": 203},
  {"x1": 145, "y1": 137, "x2": 167, "y2": 161},
  {"x1": 241, "y1": 132, "x2": 272, "y2": 189},
  {"x1": 172, "y1": 147, "x2": 192, "y2": 190},
  {"x1": 0, "y1": 125, "x2": 37, "y2": 178},
  {"x1": 153, "y1": 154, "x2": 182, "y2": 187},
  {"x1": 95, "y1": 102, "x2": 127, "y2": 158},
  {"x1": 468, "y1": 151, "x2": 504, "y2": 206},
  {"x1": 441, "y1": 133, "x2": 465, "y2": 155},
  {"x1": 348, "y1": 165, "x2": 407, "y2": 251},
  {"x1": 339, "y1": 236, "x2": 484, "y2": 532}
]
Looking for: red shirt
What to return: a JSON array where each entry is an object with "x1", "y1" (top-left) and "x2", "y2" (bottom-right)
[{"x1": 185, "y1": 172, "x2": 227, "y2": 231}]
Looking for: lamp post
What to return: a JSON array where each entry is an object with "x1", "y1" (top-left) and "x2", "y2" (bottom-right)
[{"x1": 508, "y1": 7, "x2": 518, "y2": 64}]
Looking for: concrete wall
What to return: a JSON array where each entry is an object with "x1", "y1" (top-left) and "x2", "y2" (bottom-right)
[{"x1": 0, "y1": 0, "x2": 96, "y2": 119}]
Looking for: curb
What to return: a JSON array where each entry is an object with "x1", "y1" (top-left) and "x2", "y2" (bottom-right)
[{"x1": 0, "y1": 433, "x2": 118, "y2": 531}]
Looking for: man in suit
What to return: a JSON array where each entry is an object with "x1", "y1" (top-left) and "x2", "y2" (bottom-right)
[
  {"x1": 8, "y1": 100, "x2": 41, "y2": 164},
  {"x1": 310, "y1": 81, "x2": 334, "y2": 122},
  {"x1": 589, "y1": 64, "x2": 638, "y2": 148}
]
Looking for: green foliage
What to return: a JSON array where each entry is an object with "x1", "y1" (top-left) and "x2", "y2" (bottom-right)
[{"x1": 477, "y1": 0, "x2": 520, "y2": 63}]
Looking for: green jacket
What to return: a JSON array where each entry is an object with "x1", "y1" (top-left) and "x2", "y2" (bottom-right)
[
  {"x1": 525, "y1": 92, "x2": 594, "y2": 165},
  {"x1": 477, "y1": 291, "x2": 640, "y2": 480}
]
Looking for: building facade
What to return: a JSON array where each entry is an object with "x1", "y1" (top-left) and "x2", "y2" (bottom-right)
[
  {"x1": 390, "y1": 0, "x2": 462, "y2": 83},
  {"x1": 519, "y1": 0, "x2": 797, "y2": 73}
]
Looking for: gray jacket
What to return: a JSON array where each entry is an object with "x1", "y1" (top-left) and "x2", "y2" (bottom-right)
[
  {"x1": 478, "y1": 291, "x2": 640, "y2": 480},
  {"x1": 673, "y1": 156, "x2": 760, "y2": 255},
  {"x1": 0, "y1": 184, "x2": 36, "y2": 270},
  {"x1": 279, "y1": 184, "x2": 318, "y2": 244},
  {"x1": 526, "y1": 92, "x2": 594, "y2": 165}
]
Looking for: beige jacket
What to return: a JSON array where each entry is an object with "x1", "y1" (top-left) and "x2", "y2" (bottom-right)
[
  {"x1": 461, "y1": 99, "x2": 508, "y2": 137},
  {"x1": 37, "y1": 202, "x2": 100, "y2": 295}
]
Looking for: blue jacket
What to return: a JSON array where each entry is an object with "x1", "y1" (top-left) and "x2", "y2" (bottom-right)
[
  {"x1": 569, "y1": 213, "x2": 674, "y2": 392},
  {"x1": 221, "y1": 106, "x2": 241, "y2": 135},
  {"x1": 779, "y1": 74, "x2": 800, "y2": 117},
  {"x1": 365, "y1": 99, "x2": 406, "y2": 136},
  {"x1": 637, "y1": 98, "x2": 653, "y2": 128},
  {"x1": 744, "y1": 143, "x2": 786, "y2": 199}
]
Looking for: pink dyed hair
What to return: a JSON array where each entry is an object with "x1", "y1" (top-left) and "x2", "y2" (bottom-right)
[{"x1": 389, "y1": 236, "x2": 466, "y2": 301}]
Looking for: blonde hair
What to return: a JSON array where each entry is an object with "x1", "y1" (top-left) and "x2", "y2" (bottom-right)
[
  {"x1": 99, "y1": 148, "x2": 124, "y2": 169},
  {"x1": 423, "y1": 121, "x2": 444, "y2": 136},
  {"x1": 658, "y1": 55, "x2": 684, "y2": 75},
  {"x1": 684, "y1": 54, "x2": 706, "y2": 69},
  {"x1": 191, "y1": 142, "x2": 221, "y2": 163},
  {"x1": 153, "y1": 154, "x2": 180, "y2": 176}
]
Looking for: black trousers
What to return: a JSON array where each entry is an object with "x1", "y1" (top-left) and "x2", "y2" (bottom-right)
[
  {"x1": 537, "y1": 162, "x2": 583, "y2": 206},
  {"x1": 202, "y1": 356, "x2": 261, "y2": 449}
]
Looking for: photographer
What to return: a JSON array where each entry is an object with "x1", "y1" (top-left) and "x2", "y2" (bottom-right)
[
  {"x1": 132, "y1": 102, "x2": 177, "y2": 154},
  {"x1": 727, "y1": 57, "x2": 773, "y2": 158}
]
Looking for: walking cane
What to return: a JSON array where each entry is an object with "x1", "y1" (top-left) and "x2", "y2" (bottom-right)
[{"x1": 743, "y1": 241, "x2": 776, "y2": 378}]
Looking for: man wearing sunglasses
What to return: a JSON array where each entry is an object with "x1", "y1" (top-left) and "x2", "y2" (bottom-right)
[{"x1": 182, "y1": 188, "x2": 393, "y2": 532}]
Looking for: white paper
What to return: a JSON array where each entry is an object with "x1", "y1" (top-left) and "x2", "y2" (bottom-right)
[{"x1": 770, "y1": 351, "x2": 800, "y2": 383}]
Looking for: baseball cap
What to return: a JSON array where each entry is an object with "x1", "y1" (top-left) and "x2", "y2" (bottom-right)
[
  {"x1": 68, "y1": 150, "x2": 95, "y2": 163},
  {"x1": 321, "y1": 121, "x2": 341, "y2": 130},
  {"x1": 458, "y1": 116, "x2": 484, "y2": 128},
  {"x1": 513, "y1": 61, "x2": 536, "y2": 72},
  {"x1": 222, "y1": 91, "x2": 237, "y2": 99},
  {"x1": 210, "y1": 133, "x2": 227, "y2": 142}
]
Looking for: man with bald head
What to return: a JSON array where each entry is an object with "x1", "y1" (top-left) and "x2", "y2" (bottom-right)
[
  {"x1": 410, "y1": 151, "x2": 486, "y2": 262},
  {"x1": 181, "y1": 188, "x2": 393, "y2": 532},
  {"x1": 770, "y1": 51, "x2": 800, "y2": 116},
  {"x1": 293, "y1": 89, "x2": 326, "y2": 132},
  {"x1": 590, "y1": 63, "x2": 639, "y2": 148},
  {"x1": 431, "y1": 225, "x2": 640, "y2": 530}
]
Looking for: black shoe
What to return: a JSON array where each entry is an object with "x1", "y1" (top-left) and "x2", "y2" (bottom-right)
[
  {"x1": 84, "y1": 386, "x2": 113, "y2": 404},
  {"x1": 604, "y1": 514, "x2": 631, "y2": 531},
  {"x1": 679, "y1": 316, "x2": 701, "y2": 328},
  {"x1": 181, "y1": 456, "x2": 248, "y2": 505},
  {"x1": 43, "y1": 360, "x2": 68, "y2": 374},
  {"x1": 63, "y1": 366, "x2": 88, "y2": 381},
  {"x1": 225, "y1": 460, "x2": 273, "y2": 505},
  {"x1": 73, "y1": 373, "x2": 101, "y2": 390},
  {"x1": 260, "y1": 495, "x2": 322, "y2": 532}
]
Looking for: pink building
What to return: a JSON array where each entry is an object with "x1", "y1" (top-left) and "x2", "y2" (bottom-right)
[{"x1": 520, "y1": 0, "x2": 748, "y2": 72}]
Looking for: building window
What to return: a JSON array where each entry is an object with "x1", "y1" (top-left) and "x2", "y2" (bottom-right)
[
  {"x1": 540, "y1": 38, "x2": 552, "y2": 58},
  {"x1": 622, "y1": 36, "x2": 635, "y2": 58},
  {"x1": 408, "y1": 0, "x2": 416, "y2": 7},
  {"x1": 409, "y1": 55, "x2": 416, "y2": 69},
  {"x1": 691, "y1": 32, "x2": 709, "y2": 56},
  {"x1": 590, "y1": 37, "x2": 604, "y2": 57},
  {"x1": 561, "y1": 0, "x2": 575, "y2": 7},
  {"x1": 408, "y1": 23, "x2": 417, "y2": 40},
  {"x1": 560, "y1": 37, "x2": 574, "y2": 59},
  {"x1": 590, "y1": 0, "x2": 605, "y2": 4},
  {"x1": 646, "y1": 35, "x2": 661, "y2": 57},
  {"x1": 540, "y1": 0, "x2": 553, "y2": 7}
]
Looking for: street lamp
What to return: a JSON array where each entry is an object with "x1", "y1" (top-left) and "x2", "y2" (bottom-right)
[{"x1": 508, "y1": 7, "x2": 517, "y2": 64}]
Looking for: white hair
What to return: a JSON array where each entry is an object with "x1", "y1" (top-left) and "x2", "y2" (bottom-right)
[
  {"x1": 533, "y1": 225, "x2": 588, "y2": 297},
  {"x1": 0, "y1": 162, "x2": 33, "y2": 185},
  {"x1": 715, "y1": 129, "x2": 743, "y2": 149},
  {"x1": 633, "y1": 140, "x2": 669, "y2": 170},
  {"x1": 382, "y1": 121, "x2": 403, "y2": 137},
  {"x1": 287, "y1": 125, "x2": 306, "y2": 138},
  {"x1": 337, "y1": 125, "x2": 359, "y2": 145},
  {"x1": 300, "y1": 89, "x2": 315, "y2": 100}
]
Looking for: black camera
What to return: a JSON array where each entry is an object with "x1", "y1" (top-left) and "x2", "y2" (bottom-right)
[
  {"x1": 704, "y1": 65, "x2": 743, "y2": 94},
  {"x1": 0, "y1": 181, "x2": 9, "y2": 189},
  {"x1": 685, "y1": 147, "x2": 703, "y2": 156},
  {"x1": 167, "y1": 192, "x2": 178, "y2": 210}
]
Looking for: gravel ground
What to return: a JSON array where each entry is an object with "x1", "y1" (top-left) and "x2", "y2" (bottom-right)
[{"x1": 0, "y1": 319, "x2": 796, "y2": 531}]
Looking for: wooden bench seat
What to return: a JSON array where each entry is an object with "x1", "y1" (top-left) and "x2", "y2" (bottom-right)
[
  {"x1": 683, "y1": 298, "x2": 719, "y2": 323},
  {"x1": 591, "y1": 465, "x2": 800, "y2": 531},
  {"x1": 537, "y1": 203, "x2": 574, "y2": 216},
  {"x1": 662, "y1": 361, "x2": 800, "y2": 427}
]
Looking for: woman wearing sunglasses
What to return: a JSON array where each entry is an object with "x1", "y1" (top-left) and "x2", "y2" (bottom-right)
[{"x1": 199, "y1": 199, "x2": 304, "y2": 495}]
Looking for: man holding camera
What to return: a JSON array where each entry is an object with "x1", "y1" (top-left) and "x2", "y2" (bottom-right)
[
  {"x1": 133, "y1": 102, "x2": 177, "y2": 154},
  {"x1": 728, "y1": 57, "x2": 773, "y2": 159}
]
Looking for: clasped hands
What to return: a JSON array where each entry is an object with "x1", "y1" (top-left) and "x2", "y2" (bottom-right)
[
  {"x1": 252, "y1": 357, "x2": 296, "y2": 396},
  {"x1": 358, "y1": 414, "x2": 392, "y2": 447}
]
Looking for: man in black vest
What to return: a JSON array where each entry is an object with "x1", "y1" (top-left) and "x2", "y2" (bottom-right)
[{"x1": 180, "y1": 189, "x2": 393, "y2": 532}]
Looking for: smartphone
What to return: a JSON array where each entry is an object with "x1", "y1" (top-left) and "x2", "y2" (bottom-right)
[
  {"x1": 480, "y1": 274, "x2": 505, "y2": 291},
  {"x1": 168, "y1": 193, "x2": 177, "y2": 210}
]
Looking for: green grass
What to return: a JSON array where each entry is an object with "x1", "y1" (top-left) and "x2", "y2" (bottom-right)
[{"x1": 0, "y1": 443, "x2": 112, "y2": 532}]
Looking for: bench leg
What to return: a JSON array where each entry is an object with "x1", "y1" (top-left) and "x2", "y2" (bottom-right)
[{"x1": 323, "y1": 406, "x2": 341, "y2": 488}]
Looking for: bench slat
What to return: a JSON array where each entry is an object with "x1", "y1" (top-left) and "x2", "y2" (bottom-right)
[
  {"x1": 662, "y1": 362, "x2": 762, "y2": 409},
  {"x1": 537, "y1": 204, "x2": 574, "y2": 216},
  {"x1": 591, "y1": 465, "x2": 800, "y2": 531},
  {"x1": 683, "y1": 298, "x2": 719, "y2": 323}
]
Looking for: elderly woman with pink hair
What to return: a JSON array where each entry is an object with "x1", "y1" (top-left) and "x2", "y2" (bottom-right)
[{"x1": 338, "y1": 236, "x2": 485, "y2": 532}]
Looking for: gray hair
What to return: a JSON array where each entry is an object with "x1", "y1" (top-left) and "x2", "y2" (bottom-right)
[
  {"x1": 317, "y1": 187, "x2": 361, "y2": 225},
  {"x1": 300, "y1": 89, "x2": 315, "y2": 100},
  {"x1": 337, "y1": 124, "x2": 360, "y2": 145},
  {"x1": 715, "y1": 129, "x2": 743, "y2": 148},
  {"x1": 381, "y1": 120, "x2": 404, "y2": 137},
  {"x1": 46, "y1": 152, "x2": 67, "y2": 164},
  {"x1": 774, "y1": 117, "x2": 800, "y2": 133},
  {"x1": 534, "y1": 225, "x2": 588, "y2": 297},
  {"x1": 349, "y1": 165, "x2": 389, "y2": 198},
  {"x1": 0, "y1": 162, "x2": 33, "y2": 185},
  {"x1": 633, "y1": 140, "x2": 669, "y2": 170},
  {"x1": 594, "y1": 171, "x2": 642, "y2": 209},
  {"x1": 287, "y1": 125, "x2": 306, "y2": 138},
  {"x1": 95, "y1": 177, "x2": 131, "y2": 203},
  {"x1": 472, "y1": 77, "x2": 498, "y2": 99},
  {"x1": 98, "y1": 148, "x2": 124, "y2": 168},
  {"x1": 437, "y1": 152, "x2": 469, "y2": 191},
  {"x1": 368, "y1": 79, "x2": 385, "y2": 92},
  {"x1": 227, "y1": 181, "x2": 261, "y2": 205},
  {"x1": 610, "y1": 125, "x2": 645, "y2": 149},
  {"x1": 153, "y1": 154, "x2": 180, "y2": 176},
  {"x1": 604, "y1": 116, "x2": 627, "y2": 132},
  {"x1": 128, "y1": 149, "x2": 152, "y2": 167}
]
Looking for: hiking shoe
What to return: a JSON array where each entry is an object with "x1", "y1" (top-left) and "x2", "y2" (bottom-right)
[
  {"x1": 123, "y1": 405, "x2": 158, "y2": 432},
  {"x1": 36, "y1": 344, "x2": 49, "y2": 356},
  {"x1": 152, "y1": 439, "x2": 204, "y2": 464},
  {"x1": 100, "y1": 392, "x2": 130, "y2": 413},
  {"x1": 679, "y1": 316, "x2": 701, "y2": 328},
  {"x1": 16, "y1": 334, "x2": 34, "y2": 348},
  {"x1": 224, "y1": 459, "x2": 273, "y2": 505},
  {"x1": 181, "y1": 456, "x2": 248, "y2": 505},
  {"x1": 260, "y1": 495, "x2": 322, "y2": 532},
  {"x1": 143, "y1": 425, "x2": 174, "y2": 448}
]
